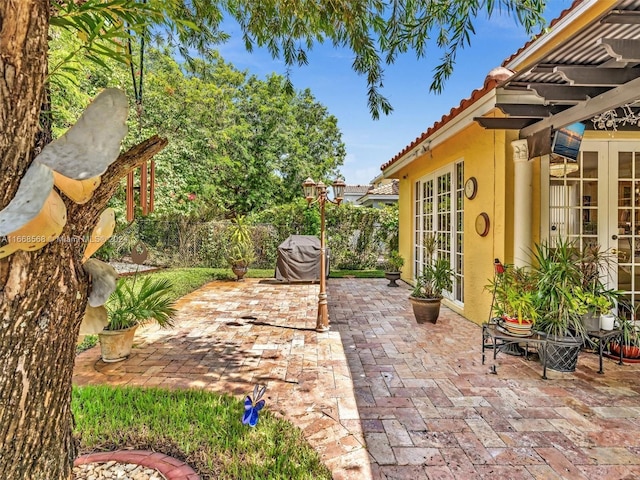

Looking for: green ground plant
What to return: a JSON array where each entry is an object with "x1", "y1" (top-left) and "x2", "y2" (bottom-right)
[{"x1": 73, "y1": 385, "x2": 332, "y2": 480}]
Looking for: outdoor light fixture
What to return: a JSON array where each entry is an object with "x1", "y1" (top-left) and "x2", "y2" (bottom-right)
[
  {"x1": 303, "y1": 177, "x2": 317, "y2": 204},
  {"x1": 301, "y1": 177, "x2": 346, "y2": 331}
]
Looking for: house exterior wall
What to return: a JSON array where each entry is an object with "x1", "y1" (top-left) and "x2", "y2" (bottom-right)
[
  {"x1": 394, "y1": 117, "x2": 519, "y2": 325},
  {"x1": 383, "y1": 1, "x2": 634, "y2": 327}
]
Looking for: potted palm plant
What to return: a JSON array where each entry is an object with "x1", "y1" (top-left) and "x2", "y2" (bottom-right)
[
  {"x1": 99, "y1": 275, "x2": 177, "y2": 362},
  {"x1": 409, "y1": 234, "x2": 453, "y2": 324},
  {"x1": 383, "y1": 250, "x2": 404, "y2": 287},
  {"x1": 226, "y1": 215, "x2": 256, "y2": 281}
]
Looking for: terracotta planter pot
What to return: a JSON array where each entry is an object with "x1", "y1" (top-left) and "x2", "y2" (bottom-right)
[
  {"x1": 409, "y1": 296, "x2": 441, "y2": 324},
  {"x1": 501, "y1": 316, "x2": 534, "y2": 337},
  {"x1": 98, "y1": 325, "x2": 138, "y2": 363},
  {"x1": 610, "y1": 342, "x2": 640, "y2": 359}
]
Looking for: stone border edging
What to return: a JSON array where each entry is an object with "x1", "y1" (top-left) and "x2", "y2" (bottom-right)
[{"x1": 75, "y1": 450, "x2": 199, "y2": 480}]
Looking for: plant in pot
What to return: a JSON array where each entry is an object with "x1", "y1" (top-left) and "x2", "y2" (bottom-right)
[
  {"x1": 384, "y1": 250, "x2": 404, "y2": 287},
  {"x1": 574, "y1": 288, "x2": 617, "y2": 331},
  {"x1": 409, "y1": 247, "x2": 454, "y2": 324},
  {"x1": 531, "y1": 238, "x2": 593, "y2": 372},
  {"x1": 226, "y1": 215, "x2": 256, "y2": 281},
  {"x1": 577, "y1": 245, "x2": 621, "y2": 332},
  {"x1": 611, "y1": 316, "x2": 640, "y2": 359},
  {"x1": 99, "y1": 276, "x2": 177, "y2": 362},
  {"x1": 486, "y1": 264, "x2": 538, "y2": 336}
]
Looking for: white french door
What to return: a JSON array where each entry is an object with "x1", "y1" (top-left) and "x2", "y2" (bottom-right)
[
  {"x1": 414, "y1": 162, "x2": 464, "y2": 303},
  {"x1": 544, "y1": 141, "x2": 640, "y2": 315},
  {"x1": 608, "y1": 142, "x2": 640, "y2": 315}
]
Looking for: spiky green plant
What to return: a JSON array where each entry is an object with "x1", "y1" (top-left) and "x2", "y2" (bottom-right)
[
  {"x1": 532, "y1": 238, "x2": 587, "y2": 339},
  {"x1": 105, "y1": 276, "x2": 177, "y2": 331}
]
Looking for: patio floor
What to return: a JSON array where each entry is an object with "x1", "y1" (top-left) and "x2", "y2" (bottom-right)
[{"x1": 74, "y1": 278, "x2": 640, "y2": 479}]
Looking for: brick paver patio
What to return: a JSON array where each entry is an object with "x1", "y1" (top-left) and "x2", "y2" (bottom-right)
[{"x1": 74, "y1": 278, "x2": 640, "y2": 479}]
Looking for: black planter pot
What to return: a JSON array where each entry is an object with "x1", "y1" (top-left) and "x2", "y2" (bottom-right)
[
  {"x1": 538, "y1": 333, "x2": 582, "y2": 372},
  {"x1": 408, "y1": 296, "x2": 441, "y2": 324},
  {"x1": 384, "y1": 271, "x2": 401, "y2": 287}
]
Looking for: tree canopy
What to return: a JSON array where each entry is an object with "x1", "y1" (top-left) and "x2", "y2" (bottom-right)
[
  {"x1": 50, "y1": 0, "x2": 547, "y2": 119},
  {"x1": 49, "y1": 30, "x2": 346, "y2": 218}
]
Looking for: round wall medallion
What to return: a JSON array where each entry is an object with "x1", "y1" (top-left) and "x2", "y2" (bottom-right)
[
  {"x1": 464, "y1": 177, "x2": 478, "y2": 199},
  {"x1": 475, "y1": 212, "x2": 490, "y2": 237}
]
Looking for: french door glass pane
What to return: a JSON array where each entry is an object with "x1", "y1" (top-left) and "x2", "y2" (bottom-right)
[{"x1": 549, "y1": 150, "x2": 598, "y2": 251}]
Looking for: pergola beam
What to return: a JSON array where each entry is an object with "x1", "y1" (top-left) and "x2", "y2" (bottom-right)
[
  {"x1": 602, "y1": 10, "x2": 640, "y2": 24},
  {"x1": 474, "y1": 117, "x2": 539, "y2": 130},
  {"x1": 546, "y1": 66, "x2": 640, "y2": 86},
  {"x1": 496, "y1": 103, "x2": 569, "y2": 117},
  {"x1": 526, "y1": 84, "x2": 609, "y2": 102},
  {"x1": 520, "y1": 75, "x2": 640, "y2": 137},
  {"x1": 598, "y1": 38, "x2": 640, "y2": 62}
]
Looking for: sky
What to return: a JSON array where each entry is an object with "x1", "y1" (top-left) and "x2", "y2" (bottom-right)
[{"x1": 217, "y1": 1, "x2": 574, "y2": 186}]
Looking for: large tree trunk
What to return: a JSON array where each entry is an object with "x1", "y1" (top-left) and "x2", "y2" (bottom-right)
[{"x1": 0, "y1": 3, "x2": 167, "y2": 478}]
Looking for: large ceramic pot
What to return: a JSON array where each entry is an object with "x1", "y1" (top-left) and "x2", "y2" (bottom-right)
[
  {"x1": 409, "y1": 296, "x2": 441, "y2": 324},
  {"x1": 98, "y1": 325, "x2": 139, "y2": 363},
  {"x1": 384, "y1": 271, "x2": 401, "y2": 287}
]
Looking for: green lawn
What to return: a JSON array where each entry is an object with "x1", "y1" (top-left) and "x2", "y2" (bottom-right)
[
  {"x1": 120, "y1": 267, "x2": 273, "y2": 301},
  {"x1": 73, "y1": 385, "x2": 332, "y2": 480},
  {"x1": 329, "y1": 269, "x2": 385, "y2": 278}
]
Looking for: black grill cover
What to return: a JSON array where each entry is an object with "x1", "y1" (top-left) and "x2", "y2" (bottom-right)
[{"x1": 274, "y1": 235, "x2": 329, "y2": 282}]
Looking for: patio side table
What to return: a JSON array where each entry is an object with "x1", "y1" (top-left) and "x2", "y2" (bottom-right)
[
  {"x1": 585, "y1": 328, "x2": 623, "y2": 374},
  {"x1": 482, "y1": 322, "x2": 548, "y2": 379}
]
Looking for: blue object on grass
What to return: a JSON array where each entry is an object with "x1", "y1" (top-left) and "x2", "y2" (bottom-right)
[{"x1": 242, "y1": 384, "x2": 266, "y2": 427}]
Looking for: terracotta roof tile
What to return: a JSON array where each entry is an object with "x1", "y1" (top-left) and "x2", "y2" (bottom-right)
[
  {"x1": 367, "y1": 180, "x2": 399, "y2": 196},
  {"x1": 344, "y1": 185, "x2": 372, "y2": 194}
]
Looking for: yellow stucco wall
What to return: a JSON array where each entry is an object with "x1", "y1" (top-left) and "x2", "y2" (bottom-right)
[
  {"x1": 387, "y1": 1, "x2": 629, "y2": 326},
  {"x1": 394, "y1": 119, "x2": 517, "y2": 325}
]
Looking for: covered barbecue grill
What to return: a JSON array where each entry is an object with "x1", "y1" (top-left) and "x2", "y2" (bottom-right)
[{"x1": 274, "y1": 235, "x2": 329, "y2": 282}]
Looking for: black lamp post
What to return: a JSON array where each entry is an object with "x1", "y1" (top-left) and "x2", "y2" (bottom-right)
[{"x1": 302, "y1": 177, "x2": 345, "y2": 331}]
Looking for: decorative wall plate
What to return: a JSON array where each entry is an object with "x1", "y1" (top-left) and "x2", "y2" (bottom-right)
[{"x1": 475, "y1": 212, "x2": 490, "y2": 237}]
